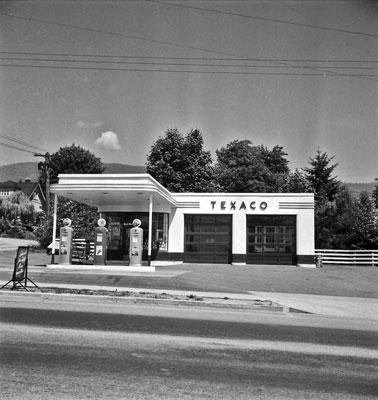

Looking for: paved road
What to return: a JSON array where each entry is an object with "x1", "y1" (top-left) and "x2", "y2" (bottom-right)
[{"x1": 1, "y1": 296, "x2": 377, "y2": 399}]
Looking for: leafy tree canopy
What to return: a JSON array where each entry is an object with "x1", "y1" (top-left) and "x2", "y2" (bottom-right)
[
  {"x1": 146, "y1": 128, "x2": 217, "y2": 192},
  {"x1": 39, "y1": 144, "x2": 105, "y2": 189},
  {"x1": 286, "y1": 169, "x2": 312, "y2": 193},
  {"x1": 372, "y1": 180, "x2": 378, "y2": 209},
  {"x1": 35, "y1": 144, "x2": 104, "y2": 246},
  {"x1": 0, "y1": 191, "x2": 35, "y2": 224},
  {"x1": 215, "y1": 140, "x2": 291, "y2": 192},
  {"x1": 319, "y1": 186, "x2": 378, "y2": 250}
]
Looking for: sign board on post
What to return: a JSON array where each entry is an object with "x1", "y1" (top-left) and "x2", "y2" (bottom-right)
[
  {"x1": 14, "y1": 246, "x2": 28, "y2": 282},
  {"x1": 0, "y1": 246, "x2": 40, "y2": 291}
]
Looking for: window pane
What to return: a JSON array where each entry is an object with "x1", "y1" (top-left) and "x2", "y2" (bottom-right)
[
  {"x1": 216, "y1": 244, "x2": 229, "y2": 253},
  {"x1": 265, "y1": 236, "x2": 275, "y2": 244},
  {"x1": 202, "y1": 235, "x2": 215, "y2": 244},
  {"x1": 186, "y1": 244, "x2": 200, "y2": 252},
  {"x1": 201, "y1": 244, "x2": 215, "y2": 252},
  {"x1": 217, "y1": 235, "x2": 231, "y2": 243}
]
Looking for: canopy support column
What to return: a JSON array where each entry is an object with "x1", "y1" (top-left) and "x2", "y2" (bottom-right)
[
  {"x1": 51, "y1": 193, "x2": 58, "y2": 264},
  {"x1": 148, "y1": 194, "x2": 153, "y2": 266}
]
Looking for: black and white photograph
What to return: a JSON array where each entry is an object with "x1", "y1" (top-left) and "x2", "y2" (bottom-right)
[{"x1": 0, "y1": 1, "x2": 377, "y2": 398}]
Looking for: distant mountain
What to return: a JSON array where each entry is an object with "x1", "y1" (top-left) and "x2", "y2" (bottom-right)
[
  {"x1": 104, "y1": 163, "x2": 146, "y2": 174},
  {"x1": 346, "y1": 182, "x2": 375, "y2": 196},
  {"x1": 0, "y1": 162, "x2": 146, "y2": 182},
  {"x1": 0, "y1": 162, "x2": 40, "y2": 182}
]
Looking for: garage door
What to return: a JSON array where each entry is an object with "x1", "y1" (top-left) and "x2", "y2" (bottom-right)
[
  {"x1": 184, "y1": 215, "x2": 232, "y2": 263},
  {"x1": 247, "y1": 215, "x2": 296, "y2": 265}
]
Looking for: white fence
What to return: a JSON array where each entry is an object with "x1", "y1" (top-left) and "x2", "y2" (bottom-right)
[{"x1": 315, "y1": 249, "x2": 378, "y2": 267}]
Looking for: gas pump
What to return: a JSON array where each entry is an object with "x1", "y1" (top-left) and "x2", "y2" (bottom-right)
[
  {"x1": 59, "y1": 218, "x2": 73, "y2": 264},
  {"x1": 94, "y1": 218, "x2": 108, "y2": 265},
  {"x1": 129, "y1": 219, "x2": 143, "y2": 266}
]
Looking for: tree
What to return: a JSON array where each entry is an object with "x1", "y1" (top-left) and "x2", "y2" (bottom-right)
[
  {"x1": 313, "y1": 183, "x2": 378, "y2": 250},
  {"x1": 35, "y1": 144, "x2": 104, "y2": 247},
  {"x1": 0, "y1": 192, "x2": 35, "y2": 225},
  {"x1": 321, "y1": 184, "x2": 354, "y2": 249},
  {"x1": 0, "y1": 192, "x2": 37, "y2": 239},
  {"x1": 286, "y1": 169, "x2": 312, "y2": 193},
  {"x1": 372, "y1": 179, "x2": 378, "y2": 209},
  {"x1": 303, "y1": 148, "x2": 340, "y2": 202},
  {"x1": 146, "y1": 128, "x2": 217, "y2": 192},
  {"x1": 39, "y1": 144, "x2": 105, "y2": 190},
  {"x1": 214, "y1": 140, "x2": 291, "y2": 192},
  {"x1": 302, "y1": 149, "x2": 342, "y2": 248},
  {"x1": 349, "y1": 191, "x2": 378, "y2": 249}
]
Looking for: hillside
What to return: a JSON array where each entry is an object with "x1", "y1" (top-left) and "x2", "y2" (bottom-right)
[
  {"x1": 0, "y1": 162, "x2": 146, "y2": 182},
  {"x1": 346, "y1": 182, "x2": 375, "y2": 196},
  {"x1": 0, "y1": 162, "x2": 40, "y2": 182},
  {"x1": 103, "y1": 163, "x2": 146, "y2": 174}
]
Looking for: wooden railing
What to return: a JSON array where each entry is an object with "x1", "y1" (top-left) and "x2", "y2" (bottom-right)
[{"x1": 315, "y1": 249, "x2": 378, "y2": 267}]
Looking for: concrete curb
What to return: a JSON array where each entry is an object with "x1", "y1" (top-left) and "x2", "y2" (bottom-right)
[
  {"x1": 0, "y1": 287, "x2": 286, "y2": 312},
  {"x1": 0, "y1": 281, "x2": 268, "y2": 301}
]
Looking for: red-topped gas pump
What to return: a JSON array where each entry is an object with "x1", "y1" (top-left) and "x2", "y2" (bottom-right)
[
  {"x1": 59, "y1": 218, "x2": 73, "y2": 264},
  {"x1": 129, "y1": 219, "x2": 143, "y2": 266},
  {"x1": 94, "y1": 218, "x2": 108, "y2": 265}
]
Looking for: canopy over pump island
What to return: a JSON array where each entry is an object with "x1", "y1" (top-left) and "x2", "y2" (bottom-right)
[{"x1": 50, "y1": 174, "x2": 315, "y2": 268}]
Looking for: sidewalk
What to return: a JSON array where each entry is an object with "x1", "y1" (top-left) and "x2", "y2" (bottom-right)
[{"x1": 249, "y1": 291, "x2": 378, "y2": 320}]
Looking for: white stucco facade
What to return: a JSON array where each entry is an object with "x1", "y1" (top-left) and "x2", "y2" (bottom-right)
[{"x1": 51, "y1": 174, "x2": 315, "y2": 266}]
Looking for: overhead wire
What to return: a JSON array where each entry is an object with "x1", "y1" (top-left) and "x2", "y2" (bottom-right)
[
  {"x1": 1, "y1": 63, "x2": 377, "y2": 77},
  {"x1": 0, "y1": 54, "x2": 376, "y2": 78},
  {"x1": 1, "y1": 51, "x2": 377, "y2": 63},
  {"x1": 0, "y1": 141, "x2": 36, "y2": 154},
  {"x1": 0, "y1": 12, "x2": 236, "y2": 58},
  {"x1": 1, "y1": 12, "x2": 377, "y2": 82},
  {"x1": 0, "y1": 133, "x2": 50, "y2": 153},
  {"x1": 0, "y1": 56, "x2": 377, "y2": 70},
  {"x1": 147, "y1": 0, "x2": 378, "y2": 38}
]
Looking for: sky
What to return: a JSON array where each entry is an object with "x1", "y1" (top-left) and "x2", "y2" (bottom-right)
[{"x1": 0, "y1": 0, "x2": 377, "y2": 183}]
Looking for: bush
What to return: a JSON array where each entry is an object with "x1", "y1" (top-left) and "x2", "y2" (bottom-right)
[
  {"x1": 33, "y1": 217, "x2": 53, "y2": 249},
  {"x1": 2, "y1": 224, "x2": 38, "y2": 240}
]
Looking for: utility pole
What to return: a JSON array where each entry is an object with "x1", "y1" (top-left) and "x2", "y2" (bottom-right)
[
  {"x1": 34, "y1": 152, "x2": 55, "y2": 263},
  {"x1": 34, "y1": 152, "x2": 51, "y2": 216}
]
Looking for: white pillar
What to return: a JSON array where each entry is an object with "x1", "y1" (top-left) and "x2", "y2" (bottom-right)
[
  {"x1": 232, "y1": 214, "x2": 247, "y2": 265},
  {"x1": 148, "y1": 194, "x2": 153, "y2": 265},
  {"x1": 51, "y1": 193, "x2": 58, "y2": 264}
]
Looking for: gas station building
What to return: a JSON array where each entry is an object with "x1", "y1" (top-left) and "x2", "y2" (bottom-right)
[{"x1": 50, "y1": 174, "x2": 315, "y2": 267}]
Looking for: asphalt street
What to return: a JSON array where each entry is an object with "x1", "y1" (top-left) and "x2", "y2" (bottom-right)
[{"x1": 1, "y1": 296, "x2": 378, "y2": 399}]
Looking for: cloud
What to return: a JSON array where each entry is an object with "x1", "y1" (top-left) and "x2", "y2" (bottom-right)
[
  {"x1": 77, "y1": 120, "x2": 102, "y2": 129},
  {"x1": 94, "y1": 131, "x2": 122, "y2": 150}
]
